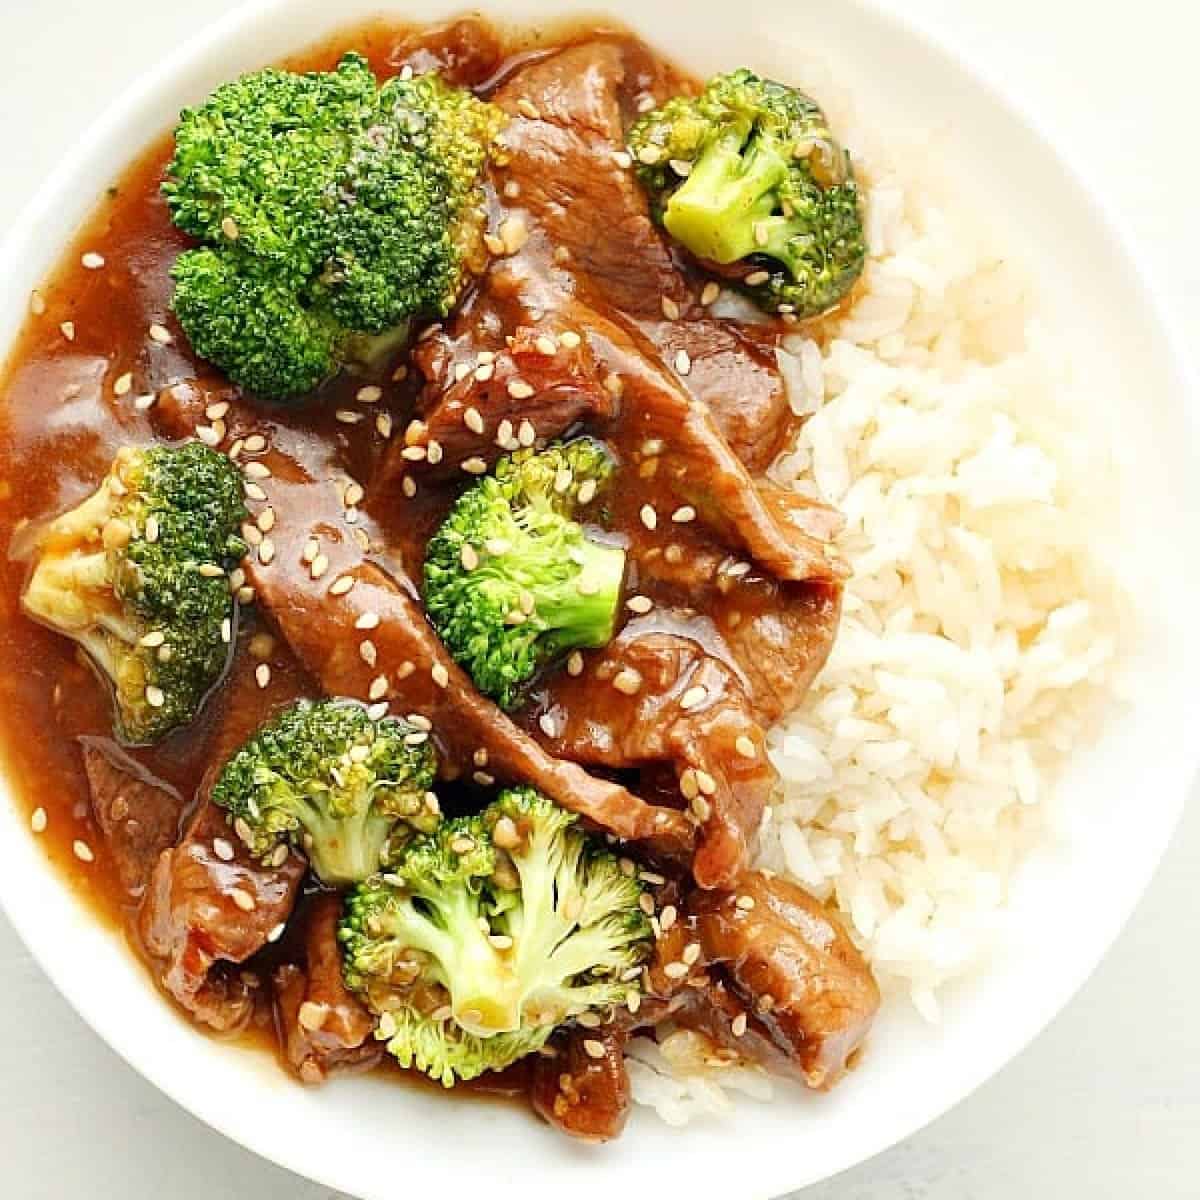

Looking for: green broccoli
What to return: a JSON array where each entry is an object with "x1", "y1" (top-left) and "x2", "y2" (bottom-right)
[
  {"x1": 163, "y1": 54, "x2": 505, "y2": 400},
  {"x1": 422, "y1": 439, "x2": 626, "y2": 710},
  {"x1": 21, "y1": 443, "x2": 246, "y2": 743},
  {"x1": 339, "y1": 787, "x2": 653, "y2": 1085},
  {"x1": 210, "y1": 698, "x2": 440, "y2": 886},
  {"x1": 628, "y1": 69, "x2": 865, "y2": 317}
]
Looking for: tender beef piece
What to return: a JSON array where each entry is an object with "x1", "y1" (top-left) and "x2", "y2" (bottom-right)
[
  {"x1": 386, "y1": 15, "x2": 504, "y2": 87},
  {"x1": 531, "y1": 1028, "x2": 631, "y2": 1142},
  {"x1": 690, "y1": 872, "x2": 880, "y2": 1089},
  {"x1": 139, "y1": 799, "x2": 305, "y2": 1032},
  {"x1": 151, "y1": 384, "x2": 693, "y2": 857},
  {"x1": 523, "y1": 625, "x2": 773, "y2": 889},
  {"x1": 80, "y1": 739, "x2": 183, "y2": 897},
  {"x1": 274, "y1": 894, "x2": 382, "y2": 1083}
]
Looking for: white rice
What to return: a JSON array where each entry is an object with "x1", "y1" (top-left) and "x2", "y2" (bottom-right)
[{"x1": 630, "y1": 69, "x2": 1122, "y2": 1120}]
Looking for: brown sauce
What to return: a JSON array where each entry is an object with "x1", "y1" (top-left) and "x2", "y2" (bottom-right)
[{"x1": 0, "y1": 14, "x2": 857, "y2": 1100}]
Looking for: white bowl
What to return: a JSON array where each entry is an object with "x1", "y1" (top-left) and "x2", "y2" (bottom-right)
[{"x1": 1, "y1": 1, "x2": 1197, "y2": 1197}]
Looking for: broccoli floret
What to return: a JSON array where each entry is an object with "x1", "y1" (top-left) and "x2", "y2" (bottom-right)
[
  {"x1": 210, "y1": 698, "x2": 440, "y2": 886},
  {"x1": 423, "y1": 439, "x2": 626, "y2": 710},
  {"x1": 339, "y1": 787, "x2": 653, "y2": 1085},
  {"x1": 628, "y1": 69, "x2": 865, "y2": 318},
  {"x1": 163, "y1": 53, "x2": 505, "y2": 400},
  {"x1": 21, "y1": 443, "x2": 246, "y2": 743}
]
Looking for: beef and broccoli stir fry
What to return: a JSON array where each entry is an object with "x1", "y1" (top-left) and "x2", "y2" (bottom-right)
[{"x1": 0, "y1": 17, "x2": 877, "y2": 1141}]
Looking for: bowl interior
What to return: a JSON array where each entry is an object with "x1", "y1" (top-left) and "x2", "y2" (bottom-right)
[{"x1": 0, "y1": 1, "x2": 1197, "y2": 1198}]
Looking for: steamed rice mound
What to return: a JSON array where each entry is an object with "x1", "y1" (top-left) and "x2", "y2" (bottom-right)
[{"x1": 628, "y1": 78, "x2": 1120, "y2": 1122}]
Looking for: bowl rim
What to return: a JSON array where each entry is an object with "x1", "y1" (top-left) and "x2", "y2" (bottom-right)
[{"x1": 0, "y1": 0, "x2": 1197, "y2": 1196}]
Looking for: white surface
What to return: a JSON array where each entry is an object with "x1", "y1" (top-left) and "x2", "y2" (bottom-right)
[{"x1": 0, "y1": 1, "x2": 1196, "y2": 1198}]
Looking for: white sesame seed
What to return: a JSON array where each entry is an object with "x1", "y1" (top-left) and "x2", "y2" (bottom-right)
[
  {"x1": 220, "y1": 617, "x2": 232, "y2": 644},
  {"x1": 727, "y1": 561, "x2": 751, "y2": 578},
  {"x1": 640, "y1": 504, "x2": 658, "y2": 531},
  {"x1": 212, "y1": 837, "x2": 235, "y2": 862},
  {"x1": 426, "y1": 440, "x2": 443, "y2": 466},
  {"x1": 735, "y1": 735, "x2": 757, "y2": 759},
  {"x1": 229, "y1": 887, "x2": 256, "y2": 912},
  {"x1": 680, "y1": 685, "x2": 708, "y2": 711},
  {"x1": 330, "y1": 575, "x2": 355, "y2": 597},
  {"x1": 661, "y1": 295, "x2": 680, "y2": 321},
  {"x1": 753, "y1": 220, "x2": 770, "y2": 247},
  {"x1": 460, "y1": 544, "x2": 479, "y2": 571},
  {"x1": 558, "y1": 329, "x2": 582, "y2": 349},
  {"x1": 659, "y1": 905, "x2": 678, "y2": 931},
  {"x1": 359, "y1": 640, "x2": 377, "y2": 666},
  {"x1": 401, "y1": 476, "x2": 417, "y2": 498},
  {"x1": 731, "y1": 1012, "x2": 748, "y2": 1037},
  {"x1": 237, "y1": 585, "x2": 256, "y2": 604},
  {"x1": 534, "y1": 335, "x2": 558, "y2": 356},
  {"x1": 432, "y1": 663, "x2": 450, "y2": 689},
  {"x1": 243, "y1": 434, "x2": 267, "y2": 453},
  {"x1": 576, "y1": 478, "x2": 597, "y2": 505},
  {"x1": 73, "y1": 839, "x2": 95, "y2": 863},
  {"x1": 498, "y1": 215, "x2": 528, "y2": 255},
  {"x1": 257, "y1": 538, "x2": 276, "y2": 565},
  {"x1": 356, "y1": 385, "x2": 382, "y2": 404},
  {"x1": 669, "y1": 157, "x2": 693, "y2": 177},
  {"x1": 366, "y1": 701, "x2": 389, "y2": 721},
  {"x1": 134, "y1": 393, "x2": 157, "y2": 411},
  {"x1": 612, "y1": 150, "x2": 633, "y2": 169},
  {"x1": 671, "y1": 505, "x2": 697, "y2": 524},
  {"x1": 408, "y1": 714, "x2": 432, "y2": 732},
  {"x1": 376, "y1": 413, "x2": 393, "y2": 439},
  {"x1": 255, "y1": 663, "x2": 271, "y2": 689},
  {"x1": 30, "y1": 807, "x2": 47, "y2": 834},
  {"x1": 355, "y1": 612, "x2": 380, "y2": 631},
  {"x1": 368, "y1": 674, "x2": 389, "y2": 701},
  {"x1": 464, "y1": 406, "x2": 484, "y2": 434},
  {"x1": 735, "y1": 894, "x2": 757, "y2": 912},
  {"x1": 695, "y1": 769, "x2": 717, "y2": 796},
  {"x1": 744, "y1": 270, "x2": 771, "y2": 287},
  {"x1": 701, "y1": 281, "x2": 721, "y2": 307},
  {"x1": 507, "y1": 378, "x2": 534, "y2": 400},
  {"x1": 336, "y1": 409, "x2": 364, "y2": 425},
  {"x1": 195, "y1": 424, "x2": 221, "y2": 447},
  {"x1": 243, "y1": 461, "x2": 271, "y2": 480},
  {"x1": 145, "y1": 685, "x2": 165, "y2": 708},
  {"x1": 682, "y1": 942, "x2": 702, "y2": 966},
  {"x1": 503, "y1": 179, "x2": 521, "y2": 199},
  {"x1": 81, "y1": 251, "x2": 105, "y2": 270},
  {"x1": 582, "y1": 1039, "x2": 607, "y2": 1060},
  {"x1": 149, "y1": 322, "x2": 173, "y2": 345},
  {"x1": 454, "y1": 362, "x2": 471, "y2": 383},
  {"x1": 461, "y1": 457, "x2": 488, "y2": 475},
  {"x1": 638, "y1": 892, "x2": 655, "y2": 915},
  {"x1": 113, "y1": 372, "x2": 133, "y2": 397},
  {"x1": 566, "y1": 650, "x2": 584, "y2": 677},
  {"x1": 221, "y1": 215, "x2": 240, "y2": 240},
  {"x1": 310, "y1": 554, "x2": 329, "y2": 580},
  {"x1": 638, "y1": 145, "x2": 662, "y2": 165},
  {"x1": 674, "y1": 349, "x2": 692, "y2": 376},
  {"x1": 244, "y1": 481, "x2": 268, "y2": 502},
  {"x1": 538, "y1": 712, "x2": 559, "y2": 738},
  {"x1": 60, "y1": 321, "x2": 75, "y2": 341},
  {"x1": 266, "y1": 922, "x2": 286, "y2": 944},
  {"x1": 663, "y1": 962, "x2": 689, "y2": 980},
  {"x1": 626, "y1": 595, "x2": 653, "y2": 615},
  {"x1": 473, "y1": 771, "x2": 495, "y2": 787},
  {"x1": 612, "y1": 668, "x2": 642, "y2": 696}
]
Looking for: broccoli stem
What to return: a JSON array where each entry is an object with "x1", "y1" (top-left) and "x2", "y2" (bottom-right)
[
  {"x1": 303, "y1": 801, "x2": 396, "y2": 887},
  {"x1": 665, "y1": 131, "x2": 788, "y2": 265},
  {"x1": 536, "y1": 536, "x2": 626, "y2": 657}
]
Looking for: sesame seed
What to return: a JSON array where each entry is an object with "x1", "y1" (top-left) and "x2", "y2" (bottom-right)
[
  {"x1": 731, "y1": 1012, "x2": 748, "y2": 1037},
  {"x1": 30, "y1": 807, "x2": 47, "y2": 834},
  {"x1": 454, "y1": 362, "x2": 471, "y2": 383},
  {"x1": 461, "y1": 457, "x2": 488, "y2": 475},
  {"x1": 489, "y1": 933, "x2": 514, "y2": 951},
  {"x1": 229, "y1": 887, "x2": 256, "y2": 912},
  {"x1": 663, "y1": 962, "x2": 689, "y2": 980},
  {"x1": 640, "y1": 504, "x2": 658, "y2": 531},
  {"x1": 661, "y1": 295, "x2": 680, "y2": 321},
  {"x1": 303, "y1": 537, "x2": 320, "y2": 563},
  {"x1": 220, "y1": 617, "x2": 232, "y2": 644},
  {"x1": 626, "y1": 595, "x2": 653, "y2": 614},
  {"x1": 700, "y1": 281, "x2": 721, "y2": 306},
  {"x1": 464, "y1": 406, "x2": 484, "y2": 433},
  {"x1": 266, "y1": 922, "x2": 286, "y2": 944},
  {"x1": 559, "y1": 330, "x2": 582, "y2": 349},
  {"x1": 366, "y1": 701, "x2": 389, "y2": 721},
  {"x1": 566, "y1": 650, "x2": 584, "y2": 677},
  {"x1": 255, "y1": 663, "x2": 271, "y2": 689},
  {"x1": 679, "y1": 685, "x2": 708, "y2": 711},
  {"x1": 577, "y1": 479, "x2": 597, "y2": 505},
  {"x1": 553, "y1": 467, "x2": 573, "y2": 494},
  {"x1": 237, "y1": 585, "x2": 256, "y2": 604},
  {"x1": 149, "y1": 322, "x2": 173, "y2": 345},
  {"x1": 679, "y1": 769, "x2": 699, "y2": 800},
  {"x1": 426, "y1": 440, "x2": 443, "y2": 466},
  {"x1": 401, "y1": 476, "x2": 417, "y2": 498},
  {"x1": 212, "y1": 837, "x2": 235, "y2": 862},
  {"x1": 659, "y1": 905, "x2": 677, "y2": 931},
  {"x1": 582, "y1": 1039, "x2": 607, "y2": 1060},
  {"x1": 612, "y1": 150, "x2": 633, "y2": 169},
  {"x1": 29, "y1": 291, "x2": 46, "y2": 316},
  {"x1": 73, "y1": 839, "x2": 95, "y2": 863},
  {"x1": 534, "y1": 335, "x2": 558, "y2": 356},
  {"x1": 134, "y1": 392, "x2": 157, "y2": 411},
  {"x1": 255, "y1": 507, "x2": 276, "y2": 534},
  {"x1": 356, "y1": 385, "x2": 382, "y2": 404},
  {"x1": 243, "y1": 461, "x2": 271, "y2": 480},
  {"x1": 499, "y1": 215, "x2": 528, "y2": 255},
  {"x1": 408, "y1": 714, "x2": 432, "y2": 732},
  {"x1": 257, "y1": 538, "x2": 276, "y2": 565},
  {"x1": 518, "y1": 418, "x2": 536, "y2": 447},
  {"x1": 359, "y1": 640, "x2": 377, "y2": 668},
  {"x1": 195, "y1": 424, "x2": 221, "y2": 447},
  {"x1": 310, "y1": 554, "x2": 329, "y2": 580},
  {"x1": 537, "y1": 712, "x2": 558, "y2": 738},
  {"x1": 638, "y1": 892, "x2": 655, "y2": 915},
  {"x1": 242, "y1": 523, "x2": 263, "y2": 548},
  {"x1": 674, "y1": 349, "x2": 692, "y2": 376},
  {"x1": 355, "y1": 612, "x2": 380, "y2": 631},
  {"x1": 753, "y1": 220, "x2": 770, "y2": 247},
  {"x1": 243, "y1": 434, "x2": 267, "y2": 453},
  {"x1": 432, "y1": 663, "x2": 450, "y2": 689},
  {"x1": 484, "y1": 537, "x2": 511, "y2": 556},
  {"x1": 757, "y1": 995, "x2": 776, "y2": 1013},
  {"x1": 695, "y1": 768, "x2": 717, "y2": 795},
  {"x1": 330, "y1": 575, "x2": 355, "y2": 597},
  {"x1": 669, "y1": 157, "x2": 693, "y2": 177},
  {"x1": 671, "y1": 505, "x2": 696, "y2": 524},
  {"x1": 336, "y1": 409, "x2": 365, "y2": 425},
  {"x1": 484, "y1": 233, "x2": 505, "y2": 256},
  {"x1": 396, "y1": 660, "x2": 415, "y2": 680},
  {"x1": 507, "y1": 378, "x2": 534, "y2": 400},
  {"x1": 637, "y1": 145, "x2": 662, "y2": 165},
  {"x1": 727, "y1": 561, "x2": 751, "y2": 579},
  {"x1": 197, "y1": 562, "x2": 225, "y2": 578},
  {"x1": 81, "y1": 251, "x2": 105, "y2": 270},
  {"x1": 744, "y1": 270, "x2": 771, "y2": 287},
  {"x1": 682, "y1": 942, "x2": 702, "y2": 966},
  {"x1": 145, "y1": 685, "x2": 165, "y2": 708},
  {"x1": 376, "y1": 413, "x2": 393, "y2": 438},
  {"x1": 460, "y1": 544, "x2": 479, "y2": 571},
  {"x1": 735, "y1": 735, "x2": 757, "y2": 759},
  {"x1": 603, "y1": 373, "x2": 623, "y2": 396},
  {"x1": 113, "y1": 372, "x2": 133, "y2": 397},
  {"x1": 221, "y1": 215, "x2": 240, "y2": 240},
  {"x1": 450, "y1": 835, "x2": 475, "y2": 855},
  {"x1": 612, "y1": 667, "x2": 642, "y2": 695},
  {"x1": 503, "y1": 179, "x2": 521, "y2": 199},
  {"x1": 60, "y1": 321, "x2": 75, "y2": 341},
  {"x1": 368, "y1": 674, "x2": 389, "y2": 701},
  {"x1": 205, "y1": 401, "x2": 230, "y2": 422}
]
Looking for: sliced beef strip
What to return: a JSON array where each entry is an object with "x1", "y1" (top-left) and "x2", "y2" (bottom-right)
[
  {"x1": 689, "y1": 871, "x2": 880, "y2": 1089},
  {"x1": 521, "y1": 625, "x2": 773, "y2": 890},
  {"x1": 531, "y1": 1027, "x2": 631, "y2": 1142},
  {"x1": 138, "y1": 799, "x2": 306, "y2": 1033},
  {"x1": 151, "y1": 384, "x2": 694, "y2": 857},
  {"x1": 274, "y1": 894, "x2": 382, "y2": 1083},
  {"x1": 79, "y1": 738, "x2": 184, "y2": 897}
]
